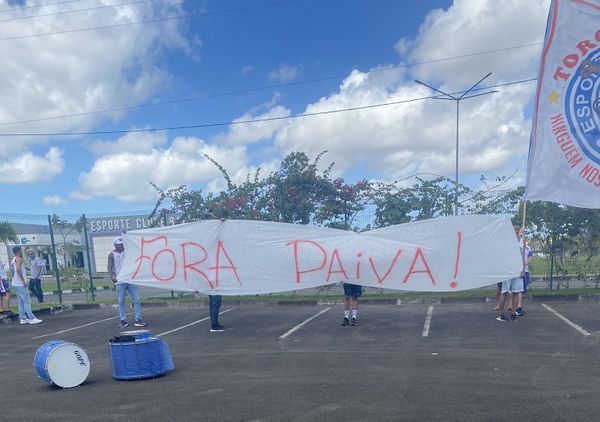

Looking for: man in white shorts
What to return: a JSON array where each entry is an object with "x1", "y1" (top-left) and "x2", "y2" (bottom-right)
[{"x1": 496, "y1": 225, "x2": 525, "y2": 322}]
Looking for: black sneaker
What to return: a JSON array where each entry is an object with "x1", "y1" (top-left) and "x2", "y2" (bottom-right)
[
  {"x1": 210, "y1": 325, "x2": 227, "y2": 332},
  {"x1": 118, "y1": 320, "x2": 128, "y2": 329},
  {"x1": 134, "y1": 320, "x2": 147, "y2": 327},
  {"x1": 351, "y1": 318, "x2": 357, "y2": 326},
  {"x1": 496, "y1": 314, "x2": 508, "y2": 322},
  {"x1": 515, "y1": 308, "x2": 524, "y2": 317},
  {"x1": 510, "y1": 313, "x2": 517, "y2": 321},
  {"x1": 341, "y1": 317, "x2": 349, "y2": 326}
]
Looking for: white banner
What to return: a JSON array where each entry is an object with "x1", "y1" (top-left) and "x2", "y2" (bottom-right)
[
  {"x1": 118, "y1": 215, "x2": 522, "y2": 295},
  {"x1": 524, "y1": 0, "x2": 600, "y2": 208}
]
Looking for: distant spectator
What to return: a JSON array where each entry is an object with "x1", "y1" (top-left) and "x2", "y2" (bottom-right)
[
  {"x1": 10, "y1": 246, "x2": 42, "y2": 325},
  {"x1": 108, "y1": 237, "x2": 146, "y2": 329},
  {"x1": 0, "y1": 257, "x2": 11, "y2": 314},
  {"x1": 26, "y1": 249, "x2": 45, "y2": 303}
]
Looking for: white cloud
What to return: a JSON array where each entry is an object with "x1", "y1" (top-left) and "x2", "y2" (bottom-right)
[
  {"x1": 0, "y1": 147, "x2": 64, "y2": 184},
  {"x1": 214, "y1": 105, "x2": 291, "y2": 146},
  {"x1": 261, "y1": 0, "x2": 549, "y2": 187},
  {"x1": 0, "y1": 0, "x2": 192, "y2": 157},
  {"x1": 394, "y1": 37, "x2": 413, "y2": 56},
  {"x1": 86, "y1": 131, "x2": 168, "y2": 155},
  {"x1": 43, "y1": 195, "x2": 68, "y2": 205},
  {"x1": 73, "y1": 134, "x2": 251, "y2": 203},
  {"x1": 268, "y1": 63, "x2": 302, "y2": 83},
  {"x1": 408, "y1": 0, "x2": 549, "y2": 87}
]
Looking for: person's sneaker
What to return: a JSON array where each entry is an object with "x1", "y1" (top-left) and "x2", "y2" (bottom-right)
[
  {"x1": 210, "y1": 325, "x2": 227, "y2": 332},
  {"x1": 510, "y1": 313, "x2": 518, "y2": 321},
  {"x1": 515, "y1": 308, "x2": 524, "y2": 317},
  {"x1": 496, "y1": 314, "x2": 509, "y2": 322},
  {"x1": 118, "y1": 320, "x2": 128, "y2": 329},
  {"x1": 341, "y1": 317, "x2": 350, "y2": 326},
  {"x1": 19, "y1": 319, "x2": 30, "y2": 325},
  {"x1": 134, "y1": 320, "x2": 147, "y2": 327},
  {"x1": 351, "y1": 318, "x2": 358, "y2": 326},
  {"x1": 28, "y1": 318, "x2": 43, "y2": 325}
]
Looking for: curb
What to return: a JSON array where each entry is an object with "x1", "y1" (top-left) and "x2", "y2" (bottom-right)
[{"x1": 43, "y1": 286, "x2": 112, "y2": 296}]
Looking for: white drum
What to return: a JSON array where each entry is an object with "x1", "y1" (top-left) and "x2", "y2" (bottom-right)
[{"x1": 34, "y1": 341, "x2": 91, "y2": 388}]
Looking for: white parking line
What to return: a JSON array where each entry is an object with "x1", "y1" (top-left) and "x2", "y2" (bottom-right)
[
  {"x1": 422, "y1": 305, "x2": 434, "y2": 337},
  {"x1": 32, "y1": 313, "x2": 132, "y2": 340},
  {"x1": 542, "y1": 303, "x2": 591, "y2": 336},
  {"x1": 278, "y1": 307, "x2": 331, "y2": 340},
  {"x1": 156, "y1": 308, "x2": 234, "y2": 336}
]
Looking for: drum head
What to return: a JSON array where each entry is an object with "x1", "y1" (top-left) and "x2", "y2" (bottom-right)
[{"x1": 47, "y1": 343, "x2": 90, "y2": 388}]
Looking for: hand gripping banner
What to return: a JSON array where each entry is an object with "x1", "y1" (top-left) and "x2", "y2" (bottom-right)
[{"x1": 118, "y1": 215, "x2": 522, "y2": 295}]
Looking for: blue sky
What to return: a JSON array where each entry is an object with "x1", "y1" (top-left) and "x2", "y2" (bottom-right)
[{"x1": 0, "y1": 0, "x2": 550, "y2": 215}]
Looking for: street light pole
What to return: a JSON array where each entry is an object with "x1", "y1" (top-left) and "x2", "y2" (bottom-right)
[{"x1": 415, "y1": 73, "x2": 496, "y2": 216}]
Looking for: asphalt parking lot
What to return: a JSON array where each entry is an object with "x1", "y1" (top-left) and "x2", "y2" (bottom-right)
[{"x1": 2, "y1": 302, "x2": 600, "y2": 422}]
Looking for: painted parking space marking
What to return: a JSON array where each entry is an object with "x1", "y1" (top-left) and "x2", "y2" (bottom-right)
[
  {"x1": 278, "y1": 307, "x2": 331, "y2": 339},
  {"x1": 542, "y1": 303, "x2": 590, "y2": 336},
  {"x1": 31, "y1": 313, "x2": 132, "y2": 340},
  {"x1": 157, "y1": 308, "x2": 234, "y2": 336},
  {"x1": 422, "y1": 305, "x2": 434, "y2": 337}
]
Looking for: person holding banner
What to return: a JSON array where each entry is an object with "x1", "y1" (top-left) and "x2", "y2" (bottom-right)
[
  {"x1": 496, "y1": 226, "x2": 525, "y2": 322},
  {"x1": 108, "y1": 237, "x2": 146, "y2": 329},
  {"x1": 513, "y1": 230, "x2": 532, "y2": 317},
  {"x1": 341, "y1": 283, "x2": 361, "y2": 326},
  {"x1": 209, "y1": 295, "x2": 226, "y2": 332}
]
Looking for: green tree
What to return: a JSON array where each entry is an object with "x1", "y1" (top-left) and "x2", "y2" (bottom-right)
[
  {"x1": 0, "y1": 221, "x2": 17, "y2": 244},
  {"x1": 51, "y1": 214, "x2": 84, "y2": 268},
  {"x1": 261, "y1": 151, "x2": 334, "y2": 224},
  {"x1": 0, "y1": 221, "x2": 17, "y2": 262}
]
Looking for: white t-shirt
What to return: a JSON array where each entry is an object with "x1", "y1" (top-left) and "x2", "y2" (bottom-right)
[
  {"x1": 0, "y1": 258, "x2": 7, "y2": 280},
  {"x1": 10, "y1": 256, "x2": 27, "y2": 287},
  {"x1": 110, "y1": 250, "x2": 124, "y2": 281},
  {"x1": 29, "y1": 256, "x2": 45, "y2": 278}
]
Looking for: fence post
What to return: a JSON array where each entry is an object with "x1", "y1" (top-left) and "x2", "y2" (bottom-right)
[
  {"x1": 549, "y1": 237, "x2": 555, "y2": 290},
  {"x1": 162, "y1": 210, "x2": 175, "y2": 299},
  {"x1": 47, "y1": 215, "x2": 62, "y2": 304},
  {"x1": 82, "y1": 214, "x2": 95, "y2": 301}
]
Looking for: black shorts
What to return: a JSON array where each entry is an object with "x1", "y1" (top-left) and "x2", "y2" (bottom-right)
[{"x1": 343, "y1": 283, "x2": 362, "y2": 298}]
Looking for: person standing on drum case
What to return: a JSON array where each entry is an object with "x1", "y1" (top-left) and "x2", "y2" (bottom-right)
[
  {"x1": 108, "y1": 237, "x2": 146, "y2": 329},
  {"x1": 0, "y1": 257, "x2": 11, "y2": 314},
  {"x1": 10, "y1": 246, "x2": 42, "y2": 324}
]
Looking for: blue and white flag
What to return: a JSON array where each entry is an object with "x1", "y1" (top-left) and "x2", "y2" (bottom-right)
[{"x1": 525, "y1": 0, "x2": 600, "y2": 208}]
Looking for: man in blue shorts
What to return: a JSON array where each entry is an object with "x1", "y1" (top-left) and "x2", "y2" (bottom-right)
[{"x1": 341, "y1": 283, "x2": 362, "y2": 326}]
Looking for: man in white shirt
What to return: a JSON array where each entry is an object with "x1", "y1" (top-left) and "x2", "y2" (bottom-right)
[
  {"x1": 26, "y1": 249, "x2": 45, "y2": 303},
  {"x1": 0, "y1": 257, "x2": 11, "y2": 314},
  {"x1": 108, "y1": 237, "x2": 146, "y2": 329},
  {"x1": 10, "y1": 246, "x2": 42, "y2": 324}
]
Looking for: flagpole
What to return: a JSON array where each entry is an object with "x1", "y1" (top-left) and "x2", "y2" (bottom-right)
[
  {"x1": 520, "y1": 199, "x2": 528, "y2": 276},
  {"x1": 521, "y1": 200, "x2": 527, "y2": 231}
]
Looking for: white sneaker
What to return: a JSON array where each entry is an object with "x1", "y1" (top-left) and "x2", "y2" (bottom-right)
[
  {"x1": 28, "y1": 318, "x2": 43, "y2": 325},
  {"x1": 19, "y1": 319, "x2": 30, "y2": 325}
]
